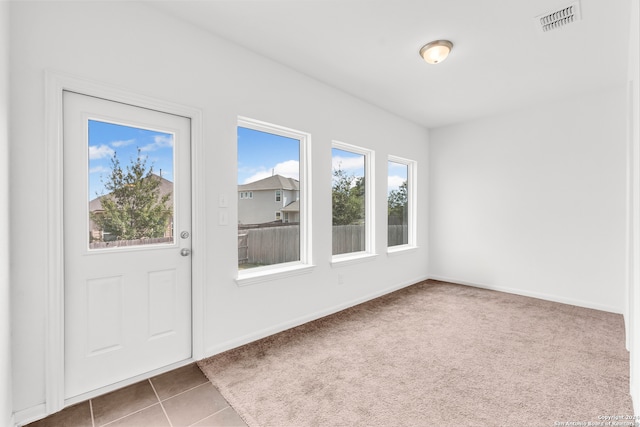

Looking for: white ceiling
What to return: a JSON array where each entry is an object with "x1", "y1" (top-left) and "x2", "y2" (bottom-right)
[{"x1": 152, "y1": 0, "x2": 631, "y2": 128}]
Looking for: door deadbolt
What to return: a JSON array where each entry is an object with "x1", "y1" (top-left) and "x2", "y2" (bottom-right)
[{"x1": 180, "y1": 231, "x2": 190, "y2": 239}]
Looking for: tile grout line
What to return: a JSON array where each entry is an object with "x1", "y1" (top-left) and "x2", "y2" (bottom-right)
[
  {"x1": 149, "y1": 378, "x2": 174, "y2": 427},
  {"x1": 187, "y1": 406, "x2": 232, "y2": 427},
  {"x1": 158, "y1": 380, "x2": 210, "y2": 403},
  {"x1": 89, "y1": 399, "x2": 96, "y2": 427},
  {"x1": 98, "y1": 402, "x2": 161, "y2": 427}
]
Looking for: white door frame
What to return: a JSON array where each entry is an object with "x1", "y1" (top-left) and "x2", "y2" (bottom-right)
[{"x1": 44, "y1": 70, "x2": 205, "y2": 414}]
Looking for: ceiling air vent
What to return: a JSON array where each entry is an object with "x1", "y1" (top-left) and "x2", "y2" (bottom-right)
[{"x1": 534, "y1": 2, "x2": 581, "y2": 33}]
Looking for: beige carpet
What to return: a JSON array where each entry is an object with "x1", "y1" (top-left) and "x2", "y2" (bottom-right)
[{"x1": 198, "y1": 280, "x2": 634, "y2": 427}]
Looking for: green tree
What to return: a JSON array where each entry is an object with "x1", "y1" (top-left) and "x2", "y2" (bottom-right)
[
  {"x1": 388, "y1": 180, "x2": 408, "y2": 225},
  {"x1": 332, "y1": 167, "x2": 365, "y2": 225},
  {"x1": 92, "y1": 149, "x2": 172, "y2": 241}
]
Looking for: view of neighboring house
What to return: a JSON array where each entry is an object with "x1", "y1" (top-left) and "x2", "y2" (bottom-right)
[
  {"x1": 238, "y1": 174, "x2": 300, "y2": 225},
  {"x1": 89, "y1": 174, "x2": 174, "y2": 241}
]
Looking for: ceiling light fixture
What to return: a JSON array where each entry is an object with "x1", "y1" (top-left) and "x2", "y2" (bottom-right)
[{"x1": 419, "y1": 40, "x2": 453, "y2": 64}]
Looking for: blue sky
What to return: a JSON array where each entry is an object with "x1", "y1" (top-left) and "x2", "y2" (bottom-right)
[
  {"x1": 237, "y1": 127, "x2": 406, "y2": 193},
  {"x1": 88, "y1": 120, "x2": 174, "y2": 200},
  {"x1": 388, "y1": 161, "x2": 408, "y2": 192},
  {"x1": 332, "y1": 149, "x2": 407, "y2": 193},
  {"x1": 238, "y1": 127, "x2": 300, "y2": 184},
  {"x1": 331, "y1": 148, "x2": 364, "y2": 183}
]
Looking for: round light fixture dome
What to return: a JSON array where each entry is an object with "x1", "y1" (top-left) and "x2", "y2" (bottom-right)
[{"x1": 419, "y1": 40, "x2": 453, "y2": 64}]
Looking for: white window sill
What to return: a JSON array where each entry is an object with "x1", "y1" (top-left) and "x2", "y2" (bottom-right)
[
  {"x1": 387, "y1": 245, "x2": 419, "y2": 256},
  {"x1": 236, "y1": 263, "x2": 315, "y2": 287},
  {"x1": 331, "y1": 252, "x2": 378, "y2": 268}
]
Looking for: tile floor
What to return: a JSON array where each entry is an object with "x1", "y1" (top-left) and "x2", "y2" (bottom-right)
[{"x1": 26, "y1": 364, "x2": 247, "y2": 427}]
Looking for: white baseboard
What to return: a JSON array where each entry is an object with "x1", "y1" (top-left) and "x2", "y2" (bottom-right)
[
  {"x1": 428, "y1": 275, "x2": 623, "y2": 314},
  {"x1": 625, "y1": 311, "x2": 630, "y2": 352},
  {"x1": 204, "y1": 275, "x2": 430, "y2": 358},
  {"x1": 12, "y1": 360, "x2": 196, "y2": 426},
  {"x1": 633, "y1": 355, "x2": 640, "y2": 416},
  {"x1": 13, "y1": 403, "x2": 46, "y2": 427}
]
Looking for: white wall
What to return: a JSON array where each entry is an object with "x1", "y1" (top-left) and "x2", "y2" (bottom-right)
[
  {"x1": 429, "y1": 86, "x2": 628, "y2": 313},
  {"x1": 1, "y1": 1, "x2": 13, "y2": 426},
  {"x1": 9, "y1": 1, "x2": 429, "y2": 418},
  {"x1": 627, "y1": 0, "x2": 640, "y2": 416}
]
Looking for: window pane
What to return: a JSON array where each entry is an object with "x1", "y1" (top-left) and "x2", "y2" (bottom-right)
[
  {"x1": 237, "y1": 126, "x2": 300, "y2": 269},
  {"x1": 332, "y1": 148, "x2": 365, "y2": 255},
  {"x1": 88, "y1": 120, "x2": 174, "y2": 249},
  {"x1": 388, "y1": 161, "x2": 408, "y2": 246}
]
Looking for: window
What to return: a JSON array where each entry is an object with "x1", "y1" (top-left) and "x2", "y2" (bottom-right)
[
  {"x1": 388, "y1": 156, "x2": 416, "y2": 250},
  {"x1": 332, "y1": 141, "x2": 374, "y2": 259},
  {"x1": 237, "y1": 117, "x2": 311, "y2": 282}
]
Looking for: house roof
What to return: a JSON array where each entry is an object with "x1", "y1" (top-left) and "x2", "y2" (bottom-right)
[
  {"x1": 281, "y1": 200, "x2": 299, "y2": 213},
  {"x1": 238, "y1": 174, "x2": 299, "y2": 191},
  {"x1": 89, "y1": 174, "x2": 173, "y2": 212}
]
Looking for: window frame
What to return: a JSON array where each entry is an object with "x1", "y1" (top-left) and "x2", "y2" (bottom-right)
[
  {"x1": 236, "y1": 117, "x2": 313, "y2": 285},
  {"x1": 275, "y1": 189, "x2": 282, "y2": 202},
  {"x1": 387, "y1": 155, "x2": 417, "y2": 253},
  {"x1": 331, "y1": 140, "x2": 376, "y2": 265}
]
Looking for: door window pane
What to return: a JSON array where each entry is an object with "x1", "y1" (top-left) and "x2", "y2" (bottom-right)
[{"x1": 88, "y1": 120, "x2": 174, "y2": 249}]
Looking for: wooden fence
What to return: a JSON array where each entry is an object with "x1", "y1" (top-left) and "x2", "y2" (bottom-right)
[
  {"x1": 238, "y1": 233, "x2": 249, "y2": 264},
  {"x1": 388, "y1": 224, "x2": 408, "y2": 247},
  {"x1": 332, "y1": 224, "x2": 365, "y2": 255},
  {"x1": 332, "y1": 224, "x2": 408, "y2": 253},
  {"x1": 89, "y1": 236, "x2": 173, "y2": 249},
  {"x1": 237, "y1": 224, "x2": 409, "y2": 265},
  {"x1": 240, "y1": 225, "x2": 300, "y2": 266}
]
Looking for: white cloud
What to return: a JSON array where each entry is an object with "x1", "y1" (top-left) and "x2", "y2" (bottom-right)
[
  {"x1": 332, "y1": 155, "x2": 364, "y2": 174},
  {"x1": 111, "y1": 139, "x2": 135, "y2": 148},
  {"x1": 243, "y1": 160, "x2": 299, "y2": 184},
  {"x1": 243, "y1": 170, "x2": 272, "y2": 184},
  {"x1": 388, "y1": 161, "x2": 408, "y2": 171},
  {"x1": 89, "y1": 144, "x2": 114, "y2": 160},
  {"x1": 155, "y1": 135, "x2": 174, "y2": 147},
  {"x1": 274, "y1": 160, "x2": 299, "y2": 179},
  {"x1": 89, "y1": 165, "x2": 111, "y2": 174},
  {"x1": 388, "y1": 175, "x2": 406, "y2": 191},
  {"x1": 140, "y1": 134, "x2": 174, "y2": 152}
]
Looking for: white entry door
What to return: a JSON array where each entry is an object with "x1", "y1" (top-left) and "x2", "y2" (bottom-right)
[{"x1": 63, "y1": 91, "x2": 192, "y2": 399}]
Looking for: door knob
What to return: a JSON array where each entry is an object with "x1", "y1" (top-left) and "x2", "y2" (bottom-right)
[{"x1": 180, "y1": 248, "x2": 191, "y2": 257}]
